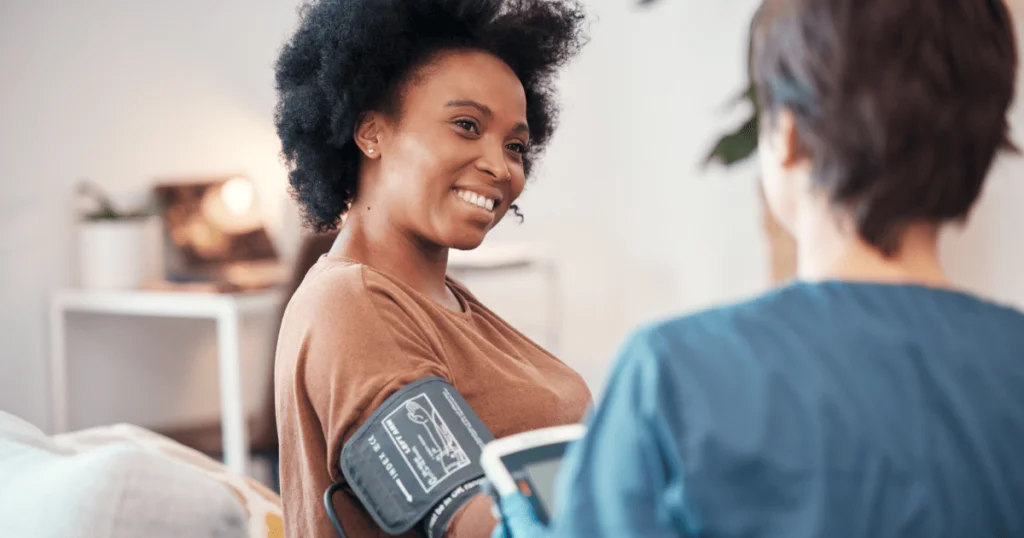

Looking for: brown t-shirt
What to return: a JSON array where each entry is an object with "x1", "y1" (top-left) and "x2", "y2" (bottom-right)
[{"x1": 275, "y1": 257, "x2": 592, "y2": 538}]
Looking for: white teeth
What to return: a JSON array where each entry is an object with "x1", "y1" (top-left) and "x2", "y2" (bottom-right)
[{"x1": 454, "y1": 189, "x2": 496, "y2": 212}]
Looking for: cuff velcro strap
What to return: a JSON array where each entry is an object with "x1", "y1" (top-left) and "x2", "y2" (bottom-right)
[{"x1": 422, "y1": 476, "x2": 487, "y2": 538}]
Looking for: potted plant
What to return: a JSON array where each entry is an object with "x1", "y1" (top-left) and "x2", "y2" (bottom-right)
[{"x1": 76, "y1": 179, "x2": 160, "y2": 290}]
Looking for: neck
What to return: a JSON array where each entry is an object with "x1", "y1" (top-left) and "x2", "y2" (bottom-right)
[
  {"x1": 330, "y1": 205, "x2": 451, "y2": 301},
  {"x1": 793, "y1": 203, "x2": 952, "y2": 288}
]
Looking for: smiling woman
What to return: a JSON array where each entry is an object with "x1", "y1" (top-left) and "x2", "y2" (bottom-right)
[{"x1": 271, "y1": 1, "x2": 591, "y2": 538}]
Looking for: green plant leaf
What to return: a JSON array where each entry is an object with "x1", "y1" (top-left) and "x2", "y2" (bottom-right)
[
  {"x1": 704, "y1": 114, "x2": 758, "y2": 167},
  {"x1": 77, "y1": 179, "x2": 156, "y2": 221},
  {"x1": 78, "y1": 179, "x2": 118, "y2": 217},
  {"x1": 706, "y1": 82, "x2": 761, "y2": 168},
  {"x1": 728, "y1": 83, "x2": 757, "y2": 109}
]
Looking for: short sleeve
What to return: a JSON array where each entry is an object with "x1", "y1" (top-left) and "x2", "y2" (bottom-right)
[
  {"x1": 548, "y1": 328, "x2": 701, "y2": 538},
  {"x1": 298, "y1": 265, "x2": 453, "y2": 479}
]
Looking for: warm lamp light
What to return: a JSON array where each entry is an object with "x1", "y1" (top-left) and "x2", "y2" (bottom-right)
[{"x1": 221, "y1": 176, "x2": 255, "y2": 216}]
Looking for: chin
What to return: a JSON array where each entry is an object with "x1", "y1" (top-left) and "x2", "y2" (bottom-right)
[
  {"x1": 448, "y1": 234, "x2": 487, "y2": 251},
  {"x1": 441, "y1": 225, "x2": 490, "y2": 251}
]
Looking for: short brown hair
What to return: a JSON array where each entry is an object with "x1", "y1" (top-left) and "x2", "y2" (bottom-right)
[{"x1": 753, "y1": 0, "x2": 1017, "y2": 255}]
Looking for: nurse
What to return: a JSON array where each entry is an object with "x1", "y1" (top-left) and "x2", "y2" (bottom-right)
[{"x1": 495, "y1": 0, "x2": 1024, "y2": 536}]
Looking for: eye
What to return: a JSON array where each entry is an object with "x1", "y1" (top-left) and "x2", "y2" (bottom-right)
[
  {"x1": 506, "y1": 142, "x2": 528, "y2": 155},
  {"x1": 454, "y1": 119, "x2": 479, "y2": 134}
]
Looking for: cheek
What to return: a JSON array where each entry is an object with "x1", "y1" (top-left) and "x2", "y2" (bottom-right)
[
  {"x1": 386, "y1": 134, "x2": 452, "y2": 195},
  {"x1": 758, "y1": 151, "x2": 781, "y2": 196},
  {"x1": 509, "y1": 171, "x2": 526, "y2": 201},
  {"x1": 758, "y1": 147, "x2": 793, "y2": 226}
]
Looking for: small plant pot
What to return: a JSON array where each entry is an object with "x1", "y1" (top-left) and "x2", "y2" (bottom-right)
[{"x1": 78, "y1": 218, "x2": 158, "y2": 290}]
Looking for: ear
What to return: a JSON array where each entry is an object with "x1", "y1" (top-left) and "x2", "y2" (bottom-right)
[
  {"x1": 354, "y1": 111, "x2": 384, "y2": 159},
  {"x1": 776, "y1": 108, "x2": 805, "y2": 168}
]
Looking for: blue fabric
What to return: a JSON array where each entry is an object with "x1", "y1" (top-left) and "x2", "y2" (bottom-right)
[{"x1": 541, "y1": 281, "x2": 1024, "y2": 538}]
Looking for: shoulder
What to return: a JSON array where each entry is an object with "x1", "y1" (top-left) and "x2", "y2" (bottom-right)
[
  {"x1": 286, "y1": 257, "x2": 367, "y2": 311},
  {"x1": 626, "y1": 284, "x2": 815, "y2": 367},
  {"x1": 606, "y1": 289, "x2": 834, "y2": 488},
  {"x1": 281, "y1": 258, "x2": 447, "y2": 359},
  {"x1": 277, "y1": 258, "x2": 450, "y2": 379},
  {"x1": 611, "y1": 285, "x2": 825, "y2": 416},
  {"x1": 277, "y1": 259, "x2": 434, "y2": 367},
  {"x1": 284, "y1": 258, "x2": 425, "y2": 328}
]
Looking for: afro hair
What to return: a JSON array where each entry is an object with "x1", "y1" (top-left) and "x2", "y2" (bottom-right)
[{"x1": 274, "y1": 0, "x2": 588, "y2": 232}]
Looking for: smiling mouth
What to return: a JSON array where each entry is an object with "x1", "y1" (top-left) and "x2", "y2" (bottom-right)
[{"x1": 453, "y1": 188, "x2": 498, "y2": 212}]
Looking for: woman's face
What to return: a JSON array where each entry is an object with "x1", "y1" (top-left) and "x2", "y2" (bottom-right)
[{"x1": 358, "y1": 49, "x2": 530, "y2": 251}]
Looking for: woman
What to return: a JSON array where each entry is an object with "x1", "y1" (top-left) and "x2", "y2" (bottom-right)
[
  {"x1": 497, "y1": 0, "x2": 1024, "y2": 536},
  {"x1": 272, "y1": 1, "x2": 590, "y2": 537}
]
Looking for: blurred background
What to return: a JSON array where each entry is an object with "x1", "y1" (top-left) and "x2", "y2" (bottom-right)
[{"x1": 1, "y1": 0, "x2": 1023, "y2": 487}]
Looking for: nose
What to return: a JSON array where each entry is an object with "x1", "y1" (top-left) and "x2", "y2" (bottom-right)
[{"x1": 475, "y1": 140, "x2": 512, "y2": 182}]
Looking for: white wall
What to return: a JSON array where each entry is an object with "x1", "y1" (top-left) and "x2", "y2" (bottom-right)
[
  {"x1": 481, "y1": 0, "x2": 769, "y2": 391},
  {"x1": 0, "y1": 1, "x2": 303, "y2": 430},
  {"x1": 2, "y1": 0, "x2": 1022, "y2": 431}
]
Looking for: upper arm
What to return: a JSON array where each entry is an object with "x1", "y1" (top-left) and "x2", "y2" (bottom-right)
[
  {"x1": 548, "y1": 329, "x2": 700, "y2": 538},
  {"x1": 297, "y1": 268, "x2": 452, "y2": 477}
]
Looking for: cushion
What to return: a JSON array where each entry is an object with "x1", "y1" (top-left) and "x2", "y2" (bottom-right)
[
  {"x1": 0, "y1": 411, "x2": 248, "y2": 538},
  {"x1": 53, "y1": 422, "x2": 284, "y2": 538}
]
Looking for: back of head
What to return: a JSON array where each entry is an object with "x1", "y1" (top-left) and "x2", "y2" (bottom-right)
[{"x1": 752, "y1": 0, "x2": 1018, "y2": 254}]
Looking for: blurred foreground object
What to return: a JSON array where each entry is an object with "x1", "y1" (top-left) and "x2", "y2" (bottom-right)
[{"x1": 0, "y1": 410, "x2": 262, "y2": 538}]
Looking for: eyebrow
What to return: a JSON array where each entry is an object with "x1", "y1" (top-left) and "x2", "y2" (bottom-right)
[{"x1": 446, "y1": 99, "x2": 530, "y2": 137}]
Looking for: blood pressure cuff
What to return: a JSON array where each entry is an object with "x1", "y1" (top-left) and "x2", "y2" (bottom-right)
[{"x1": 340, "y1": 377, "x2": 495, "y2": 537}]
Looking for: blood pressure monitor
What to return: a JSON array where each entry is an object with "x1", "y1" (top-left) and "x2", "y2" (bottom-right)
[{"x1": 480, "y1": 424, "x2": 587, "y2": 524}]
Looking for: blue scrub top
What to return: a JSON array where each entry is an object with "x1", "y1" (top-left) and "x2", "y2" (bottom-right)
[{"x1": 549, "y1": 282, "x2": 1024, "y2": 537}]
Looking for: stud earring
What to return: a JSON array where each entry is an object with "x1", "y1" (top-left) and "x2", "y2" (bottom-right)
[{"x1": 367, "y1": 148, "x2": 375, "y2": 155}]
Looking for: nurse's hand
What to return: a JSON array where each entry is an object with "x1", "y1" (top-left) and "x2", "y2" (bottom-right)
[{"x1": 490, "y1": 493, "x2": 548, "y2": 538}]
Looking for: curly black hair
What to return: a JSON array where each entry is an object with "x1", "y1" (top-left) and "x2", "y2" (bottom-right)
[{"x1": 274, "y1": 0, "x2": 587, "y2": 232}]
